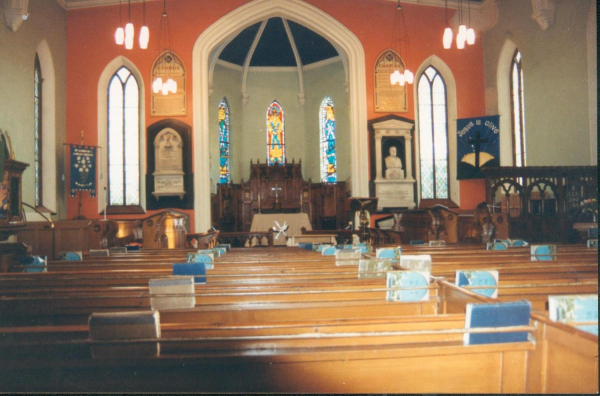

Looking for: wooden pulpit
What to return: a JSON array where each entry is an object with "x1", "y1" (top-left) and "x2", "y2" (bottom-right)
[{"x1": 0, "y1": 158, "x2": 29, "y2": 271}]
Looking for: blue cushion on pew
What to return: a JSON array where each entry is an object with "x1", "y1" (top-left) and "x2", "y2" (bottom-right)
[
  {"x1": 173, "y1": 263, "x2": 206, "y2": 284},
  {"x1": 410, "y1": 240, "x2": 425, "y2": 245},
  {"x1": 125, "y1": 245, "x2": 140, "y2": 251},
  {"x1": 17, "y1": 256, "x2": 47, "y2": 272}
]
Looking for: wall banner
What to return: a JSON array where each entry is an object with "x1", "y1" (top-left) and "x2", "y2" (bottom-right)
[
  {"x1": 69, "y1": 145, "x2": 96, "y2": 197},
  {"x1": 457, "y1": 115, "x2": 500, "y2": 180}
]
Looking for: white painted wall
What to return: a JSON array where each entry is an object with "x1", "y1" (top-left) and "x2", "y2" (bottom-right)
[
  {"x1": 482, "y1": 0, "x2": 594, "y2": 166},
  {"x1": 0, "y1": 0, "x2": 66, "y2": 219}
]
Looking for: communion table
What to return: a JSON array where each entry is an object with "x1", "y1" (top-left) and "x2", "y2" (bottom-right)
[{"x1": 250, "y1": 213, "x2": 312, "y2": 246}]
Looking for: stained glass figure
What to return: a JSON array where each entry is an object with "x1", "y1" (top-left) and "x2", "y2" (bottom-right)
[
  {"x1": 108, "y1": 66, "x2": 140, "y2": 206},
  {"x1": 417, "y1": 66, "x2": 448, "y2": 200},
  {"x1": 266, "y1": 101, "x2": 285, "y2": 165},
  {"x1": 218, "y1": 99, "x2": 230, "y2": 183},
  {"x1": 320, "y1": 97, "x2": 337, "y2": 183}
]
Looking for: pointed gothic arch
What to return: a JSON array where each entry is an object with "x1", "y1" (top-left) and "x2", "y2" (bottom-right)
[{"x1": 192, "y1": 0, "x2": 368, "y2": 232}]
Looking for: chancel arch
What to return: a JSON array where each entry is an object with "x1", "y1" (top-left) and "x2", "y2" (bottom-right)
[
  {"x1": 414, "y1": 55, "x2": 459, "y2": 207},
  {"x1": 193, "y1": 0, "x2": 368, "y2": 232}
]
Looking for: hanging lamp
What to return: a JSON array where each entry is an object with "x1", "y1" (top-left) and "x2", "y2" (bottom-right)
[
  {"x1": 124, "y1": 0, "x2": 134, "y2": 50},
  {"x1": 139, "y1": 0, "x2": 150, "y2": 49},
  {"x1": 466, "y1": 0, "x2": 476, "y2": 45},
  {"x1": 389, "y1": 0, "x2": 413, "y2": 86},
  {"x1": 153, "y1": 0, "x2": 177, "y2": 95},
  {"x1": 115, "y1": 0, "x2": 124, "y2": 45},
  {"x1": 442, "y1": 0, "x2": 452, "y2": 49}
]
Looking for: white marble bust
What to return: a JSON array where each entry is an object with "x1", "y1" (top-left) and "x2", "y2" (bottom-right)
[{"x1": 385, "y1": 146, "x2": 403, "y2": 180}]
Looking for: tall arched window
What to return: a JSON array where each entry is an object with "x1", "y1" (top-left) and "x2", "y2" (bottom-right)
[
  {"x1": 218, "y1": 98, "x2": 231, "y2": 184},
  {"x1": 320, "y1": 97, "x2": 337, "y2": 183},
  {"x1": 34, "y1": 53, "x2": 43, "y2": 207},
  {"x1": 108, "y1": 66, "x2": 140, "y2": 206},
  {"x1": 417, "y1": 66, "x2": 448, "y2": 200},
  {"x1": 511, "y1": 50, "x2": 526, "y2": 166},
  {"x1": 266, "y1": 100, "x2": 285, "y2": 165}
]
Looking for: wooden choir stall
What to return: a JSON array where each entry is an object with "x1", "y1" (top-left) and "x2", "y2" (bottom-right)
[{"x1": 212, "y1": 160, "x2": 349, "y2": 235}]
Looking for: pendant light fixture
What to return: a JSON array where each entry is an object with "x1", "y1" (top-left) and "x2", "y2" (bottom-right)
[
  {"x1": 443, "y1": 0, "x2": 475, "y2": 50},
  {"x1": 466, "y1": 0, "x2": 476, "y2": 45},
  {"x1": 153, "y1": 0, "x2": 177, "y2": 95},
  {"x1": 389, "y1": 0, "x2": 413, "y2": 87},
  {"x1": 139, "y1": 0, "x2": 150, "y2": 49},
  {"x1": 124, "y1": 0, "x2": 134, "y2": 50},
  {"x1": 114, "y1": 0, "x2": 124, "y2": 45},
  {"x1": 442, "y1": 0, "x2": 452, "y2": 49}
]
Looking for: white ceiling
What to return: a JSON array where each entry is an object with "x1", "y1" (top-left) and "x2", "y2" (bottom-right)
[{"x1": 59, "y1": 0, "x2": 486, "y2": 10}]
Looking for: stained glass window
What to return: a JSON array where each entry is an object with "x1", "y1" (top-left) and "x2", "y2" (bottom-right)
[
  {"x1": 320, "y1": 97, "x2": 337, "y2": 183},
  {"x1": 108, "y1": 66, "x2": 140, "y2": 206},
  {"x1": 218, "y1": 98, "x2": 231, "y2": 184},
  {"x1": 417, "y1": 66, "x2": 448, "y2": 200},
  {"x1": 511, "y1": 50, "x2": 526, "y2": 167},
  {"x1": 34, "y1": 54, "x2": 43, "y2": 207},
  {"x1": 266, "y1": 100, "x2": 285, "y2": 165}
]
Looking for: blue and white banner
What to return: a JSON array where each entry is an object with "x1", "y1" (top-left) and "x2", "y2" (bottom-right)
[
  {"x1": 457, "y1": 115, "x2": 500, "y2": 180},
  {"x1": 69, "y1": 145, "x2": 96, "y2": 197}
]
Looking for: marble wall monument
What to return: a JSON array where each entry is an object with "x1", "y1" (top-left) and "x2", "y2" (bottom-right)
[
  {"x1": 153, "y1": 128, "x2": 186, "y2": 199},
  {"x1": 373, "y1": 119, "x2": 416, "y2": 210}
]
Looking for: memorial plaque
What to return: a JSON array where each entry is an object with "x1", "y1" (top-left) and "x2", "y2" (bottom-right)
[
  {"x1": 151, "y1": 51, "x2": 186, "y2": 116},
  {"x1": 153, "y1": 128, "x2": 186, "y2": 200},
  {"x1": 376, "y1": 181, "x2": 416, "y2": 210},
  {"x1": 374, "y1": 50, "x2": 407, "y2": 113}
]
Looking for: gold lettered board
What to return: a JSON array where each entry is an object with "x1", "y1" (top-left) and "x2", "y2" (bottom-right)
[
  {"x1": 374, "y1": 49, "x2": 407, "y2": 113},
  {"x1": 151, "y1": 51, "x2": 187, "y2": 116}
]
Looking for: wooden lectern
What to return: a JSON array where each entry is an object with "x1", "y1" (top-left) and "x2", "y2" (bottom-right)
[{"x1": 348, "y1": 197, "x2": 378, "y2": 242}]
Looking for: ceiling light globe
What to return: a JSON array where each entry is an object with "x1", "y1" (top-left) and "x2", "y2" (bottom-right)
[
  {"x1": 466, "y1": 28, "x2": 476, "y2": 45},
  {"x1": 125, "y1": 22, "x2": 134, "y2": 50},
  {"x1": 456, "y1": 33, "x2": 466, "y2": 50},
  {"x1": 115, "y1": 27, "x2": 125, "y2": 45},
  {"x1": 443, "y1": 27, "x2": 453, "y2": 49},
  {"x1": 152, "y1": 78, "x2": 163, "y2": 94},
  {"x1": 139, "y1": 26, "x2": 150, "y2": 49}
]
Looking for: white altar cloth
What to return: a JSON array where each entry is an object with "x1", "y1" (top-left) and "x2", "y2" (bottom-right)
[{"x1": 250, "y1": 213, "x2": 312, "y2": 246}]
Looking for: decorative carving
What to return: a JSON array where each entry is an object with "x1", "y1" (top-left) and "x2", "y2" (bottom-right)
[
  {"x1": 531, "y1": 0, "x2": 555, "y2": 30},
  {"x1": 3, "y1": 0, "x2": 29, "y2": 32}
]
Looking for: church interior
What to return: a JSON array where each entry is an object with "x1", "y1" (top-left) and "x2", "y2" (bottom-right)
[{"x1": 0, "y1": 0, "x2": 597, "y2": 393}]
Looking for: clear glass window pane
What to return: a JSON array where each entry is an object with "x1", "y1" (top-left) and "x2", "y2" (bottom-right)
[
  {"x1": 418, "y1": 66, "x2": 449, "y2": 200},
  {"x1": 108, "y1": 67, "x2": 140, "y2": 206}
]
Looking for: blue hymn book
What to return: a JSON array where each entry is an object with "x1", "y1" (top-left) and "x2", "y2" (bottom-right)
[{"x1": 464, "y1": 300, "x2": 531, "y2": 345}]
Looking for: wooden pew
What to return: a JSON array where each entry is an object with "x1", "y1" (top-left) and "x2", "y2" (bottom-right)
[{"x1": 0, "y1": 312, "x2": 535, "y2": 393}]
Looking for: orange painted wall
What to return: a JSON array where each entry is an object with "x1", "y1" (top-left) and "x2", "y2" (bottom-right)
[{"x1": 66, "y1": 0, "x2": 487, "y2": 227}]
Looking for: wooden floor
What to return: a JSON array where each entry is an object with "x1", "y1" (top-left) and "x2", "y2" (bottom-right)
[{"x1": 0, "y1": 243, "x2": 597, "y2": 393}]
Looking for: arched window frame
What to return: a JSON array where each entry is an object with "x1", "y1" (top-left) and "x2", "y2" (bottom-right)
[
  {"x1": 107, "y1": 66, "x2": 140, "y2": 207},
  {"x1": 320, "y1": 97, "x2": 337, "y2": 183},
  {"x1": 218, "y1": 98, "x2": 231, "y2": 184},
  {"x1": 34, "y1": 54, "x2": 43, "y2": 208},
  {"x1": 510, "y1": 49, "x2": 526, "y2": 167},
  {"x1": 417, "y1": 65, "x2": 449, "y2": 201},
  {"x1": 266, "y1": 100, "x2": 285, "y2": 165},
  {"x1": 97, "y1": 57, "x2": 146, "y2": 215}
]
